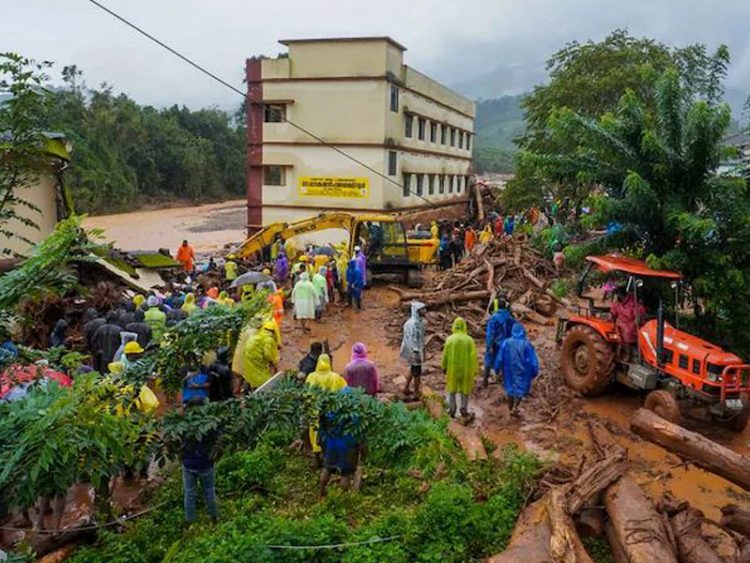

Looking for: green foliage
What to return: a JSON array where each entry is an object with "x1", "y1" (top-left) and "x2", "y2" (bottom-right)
[
  {"x1": 0, "y1": 215, "x2": 103, "y2": 310},
  {"x1": 582, "y1": 536, "x2": 615, "y2": 563},
  {"x1": 47, "y1": 65, "x2": 246, "y2": 213},
  {"x1": 0, "y1": 53, "x2": 53, "y2": 256}
]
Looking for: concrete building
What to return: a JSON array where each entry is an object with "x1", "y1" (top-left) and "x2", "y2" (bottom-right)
[{"x1": 245, "y1": 37, "x2": 476, "y2": 230}]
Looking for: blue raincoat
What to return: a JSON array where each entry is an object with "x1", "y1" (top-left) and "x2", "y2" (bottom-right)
[
  {"x1": 346, "y1": 260, "x2": 363, "y2": 300},
  {"x1": 498, "y1": 323, "x2": 539, "y2": 398},
  {"x1": 485, "y1": 308, "x2": 515, "y2": 372}
]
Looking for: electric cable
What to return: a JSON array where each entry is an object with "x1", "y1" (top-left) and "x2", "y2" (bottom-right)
[{"x1": 83, "y1": 0, "x2": 442, "y2": 204}]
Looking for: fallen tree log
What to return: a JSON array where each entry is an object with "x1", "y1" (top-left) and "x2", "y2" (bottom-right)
[
  {"x1": 512, "y1": 302, "x2": 553, "y2": 325},
  {"x1": 398, "y1": 290, "x2": 490, "y2": 307},
  {"x1": 605, "y1": 520, "x2": 629, "y2": 563},
  {"x1": 670, "y1": 508, "x2": 722, "y2": 563},
  {"x1": 603, "y1": 474, "x2": 678, "y2": 563},
  {"x1": 721, "y1": 504, "x2": 750, "y2": 538},
  {"x1": 630, "y1": 408, "x2": 750, "y2": 492}
]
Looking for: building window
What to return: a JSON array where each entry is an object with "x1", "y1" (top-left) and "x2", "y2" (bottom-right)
[
  {"x1": 450, "y1": 128, "x2": 456, "y2": 147},
  {"x1": 416, "y1": 174, "x2": 424, "y2": 196},
  {"x1": 458, "y1": 131, "x2": 464, "y2": 149},
  {"x1": 440, "y1": 124, "x2": 447, "y2": 144},
  {"x1": 430, "y1": 122, "x2": 437, "y2": 143},
  {"x1": 457, "y1": 176, "x2": 463, "y2": 193},
  {"x1": 466, "y1": 134, "x2": 472, "y2": 151},
  {"x1": 439, "y1": 174, "x2": 445, "y2": 194},
  {"x1": 405, "y1": 114, "x2": 413, "y2": 138},
  {"x1": 263, "y1": 165, "x2": 286, "y2": 186},
  {"x1": 448, "y1": 175, "x2": 454, "y2": 193},
  {"x1": 402, "y1": 173, "x2": 412, "y2": 197},
  {"x1": 418, "y1": 118, "x2": 426, "y2": 140},
  {"x1": 390, "y1": 85, "x2": 399, "y2": 112},
  {"x1": 428, "y1": 174, "x2": 435, "y2": 195},
  {"x1": 388, "y1": 151, "x2": 397, "y2": 175},
  {"x1": 264, "y1": 104, "x2": 286, "y2": 123}
]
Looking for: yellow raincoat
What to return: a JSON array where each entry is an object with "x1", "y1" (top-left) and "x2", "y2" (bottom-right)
[
  {"x1": 479, "y1": 224, "x2": 493, "y2": 245},
  {"x1": 305, "y1": 354, "x2": 347, "y2": 452},
  {"x1": 133, "y1": 294, "x2": 145, "y2": 310},
  {"x1": 441, "y1": 317, "x2": 478, "y2": 395},
  {"x1": 218, "y1": 290, "x2": 234, "y2": 307},
  {"x1": 430, "y1": 221, "x2": 439, "y2": 239},
  {"x1": 181, "y1": 293, "x2": 197, "y2": 316},
  {"x1": 224, "y1": 260, "x2": 238, "y2": 281},
  {"x1": 242, "y1": 322, "x2": 279, "y2": 388}
]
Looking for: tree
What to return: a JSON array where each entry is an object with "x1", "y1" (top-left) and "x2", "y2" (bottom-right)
[{"x1": 0, "y1": 53, "x2": 52, "y2": 256}]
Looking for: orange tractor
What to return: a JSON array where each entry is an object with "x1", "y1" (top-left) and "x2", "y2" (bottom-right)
[{"x1": 556, "y1": 255, "x2": 750, "y2": 431}]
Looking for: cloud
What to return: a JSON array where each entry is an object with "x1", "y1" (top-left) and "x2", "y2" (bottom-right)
[{"x1": 1, "y1": 0, "x2": 748, "y2": 109}]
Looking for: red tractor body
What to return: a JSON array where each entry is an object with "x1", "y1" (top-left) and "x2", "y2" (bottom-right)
[{"x1": 557, "y1": 255, "x2": 750, "y2": 430}]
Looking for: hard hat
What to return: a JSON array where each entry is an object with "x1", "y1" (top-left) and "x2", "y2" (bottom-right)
[
  {"x1": 124, "y1": 341, "x2": 145, "y2": 354},
  {"x1": 354, "y1": 245, "x2": 361, "y2": 252},
  {"x1": 262, "y1": 268, "x2": 271, "y2": 275},
  {"x1": 299, "y1": 255, "x2": 309, "y2": 262},
  {"x1": 146, "y1": 296, "x2": 159, "y2": 308}
]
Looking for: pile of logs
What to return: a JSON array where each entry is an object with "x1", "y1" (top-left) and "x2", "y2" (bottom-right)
[
  {"x1": 489, "y1": 417, "x2": 750, "y2": 562},
  {"x1": 388, "y1": 237, "x2": 565, "y2": 354}
]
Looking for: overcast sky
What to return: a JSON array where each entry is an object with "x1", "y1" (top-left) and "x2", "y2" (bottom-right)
[{"x1": 2, "y1": 0, "x2": 749, "y2": 111}]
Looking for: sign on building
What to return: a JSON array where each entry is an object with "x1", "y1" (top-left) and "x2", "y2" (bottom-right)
[{"x1": 298, "y1": 177, "x2": 369, "y2": 199}]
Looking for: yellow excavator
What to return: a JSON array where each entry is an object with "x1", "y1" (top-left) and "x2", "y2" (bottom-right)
[{"x1": 228, "y1": 212, "x2": 438, "y2": 287}]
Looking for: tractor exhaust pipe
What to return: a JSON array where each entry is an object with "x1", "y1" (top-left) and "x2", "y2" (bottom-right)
[{"x1": 656, "y1": 300, "x2": 665, "y2": 366}]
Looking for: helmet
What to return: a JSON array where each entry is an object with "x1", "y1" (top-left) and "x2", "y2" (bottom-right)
[
  {"x1": 299, "y1": 255, "x2": 309, "y2": 262},
  {"x1": 124, "y1": 341, "x2": 145, "y2": 354},
  {"x1": 262, "y1": 268, "x2": 271, "y2": 275}
]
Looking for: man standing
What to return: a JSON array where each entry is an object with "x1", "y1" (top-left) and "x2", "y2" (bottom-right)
[
  {"x1": 353, "y1": 246, "x2": 367, "y2": 287},
  {"x1": 176, "y1": 239, "x2": 195, "y2": 273},
  {"x1": 498, "y1": 323, "x2": 539, "y2": 414},
  {"x1": 182, "y1": 398, "x2": 219, "y2": 524},
  {"x1": 343, "y1": 343, "x2": 380, "y2": 396},
  {"x1": 483, "y1": 298, "x2": 514, "y2": 387},
  {"x1": 400, "y1": 301, "x2": 426, "y2": 397},
  {"x1": 92, "y1": 312, "x2": 123, "y2": 373},
  {"x1": 318, "y1": 389, "x2": 362, "y2": 497},
  {"x1": 441, "y1": 317, "x2": 477, "y2": 422},
  {"x1": 299, "y1": 342, "x2": 323, "y2": 377},
  {"x1": 346, "y1": 259, "x2": 363, "y2": 310},
  {"x1": 242, "y1": 321, "x2": 279, "y2": 391},
  {"x1": 126, "y1": 309, "x2": 153, "y2": 349},
  {"x1": 144, "y1": 297, "x2": 167, "y2": 343}
]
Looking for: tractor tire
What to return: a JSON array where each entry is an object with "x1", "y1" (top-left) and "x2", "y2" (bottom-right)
[
  {"x1": 644, "y1": 390, "x2": 681, "y2": 424},
  {"x1": 561, "y1": 324, "x2": 615, "y2": 396},
  {"x1": 716, "y1": 393, "x2": 749, "y2": 433}
]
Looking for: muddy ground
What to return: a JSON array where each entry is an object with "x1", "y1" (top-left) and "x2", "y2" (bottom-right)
[{"x1": 91, "y1": 203, "x2": 750, "y2": 523}]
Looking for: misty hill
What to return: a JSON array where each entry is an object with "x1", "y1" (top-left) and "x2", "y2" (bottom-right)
[{"x1": 472, "y1": 94, "x2": 525, "y2": 174}]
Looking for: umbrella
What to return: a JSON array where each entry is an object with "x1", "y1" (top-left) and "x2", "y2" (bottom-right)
[
  {"x1": 230, "y1": 270, "x2": 272, "y2": 289},
  {"x1": 312, "y1": 246, "x2": 336, "y2": 257}
]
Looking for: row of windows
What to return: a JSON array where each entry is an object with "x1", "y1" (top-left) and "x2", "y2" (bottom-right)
[
  {"x1": 404, "y1": 113, "x2": 471, "y2": 150},
  {"x1": 402, "y1": 173, "x2": 468, "y2": 197}
]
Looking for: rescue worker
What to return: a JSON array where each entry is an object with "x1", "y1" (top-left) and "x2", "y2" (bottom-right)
[
  {"x1": 121, "y1": 340, "x2": 145, "y2": 369},
  {"x1": 83, "y1": 308, "x2": 105, "y2": 353},
  {"x1": 479, "y1": 224, "x2": 493, "y2": 245},
  {"x1": 291, "y1": 272, "x2": 316, "y2": 331},
  {"x1": 218, "y1": 290, "x2": 235, "y2": 308},
  {"x1": 498, "y1": 323, "x2": 539, "y2": 413},
  {"x1": 268, "y1": 289, "x2": 284, "y2": 327},
  {"x1": 113, "y1": 331, "x2": 138, "y2": 363},
  {"x1": 353, "y1": 246, "x2": 367, "y2": 287},
  {"x1": 49, "y1": 319, "x2": 70, "y2": 349},
  {"x1": 274, "y1": 251, "x2": 289, "y2": 285},
  {"x1": 438, "y1": 234, "x2": 451, "y2": 270},
  {"x1": 306, "y1": 353, "x2": 347, "y2": 458},
  {"x1": 92, "y1": 311, "x2": 123, "y2": 372},
  {"x1": 126, "y1": 309, "x2": 152, "y2": 349},
  {"x1": 257, "y1": 270, "x2": 278, "y2": 293},
  {"x1": 313, "y1": 266, "x2": 329, "y2": 320},
  {"x1": 464, "y1": 226, "x2": 476, "y2": 252},
  {"x1": 318, "y1": 388, "x2": 362, "y2": 497},
  {"x1": 343, "y1": 343, "x2": 380, "y2": 396},
  {"x1": 144, "y1": 296, "x2": 167, "y2": 343},
  {"x1": 224, "y1": 259, "x2": 238, "y2": 282},
  {"x1": 346, "y1": 259, "x2": 363, "y2": 310},
  {"x1": 503, "y1": 215, "x2": 515, "y2": 236},
  {"x1": 430, "y1": 221, "x2": 439, "y2": 239},
  {"x1": 133, "y1": 294, "x2": 146, "y2": 310},
  {"x1": 208, "y1": 347, "x2": 233, "y2": 402},
  {"x1": 299, "y1": 342, "x2": 323, "y2": 377},
  {"x1": 400, "y1": 301, "x2": 426, "y2": 397},
  {"x1": 441, "y1": 317, "x2": 477, "y2": 421},
  {"x1": 483, "y1": 298, "x2": 515, "y2": 387},
  {"x1": 242, "y1": 320, "x2": 279, "y2": 391},
  {"x1": 181, "y1": 293, "x2": 198, "y2": 316},
  {"x1": 176, "y1": 239, "x2": 195, "y2": 273}
]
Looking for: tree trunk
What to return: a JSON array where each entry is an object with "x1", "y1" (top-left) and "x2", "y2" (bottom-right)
[
  {"x1": 670, "y1": 508, "x2": 723, "y2": 563},
  {"x1": 511, "y1": 302, "x2": 553, "y2": 325},
  {"x1": 605, "y1": 519, "x2": 629, "y2": 563},
  {"x1": 720, "y1": 504, "x2": 750, "y2": 538},
  {"x1": 630, "y1": 408, "x2": 750, "y2": 491},
  {"x1": 603, "y1": 475, "x2": 678, "y2": 563}
]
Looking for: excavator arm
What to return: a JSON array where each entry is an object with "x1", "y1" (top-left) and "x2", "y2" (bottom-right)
[{"x1": 229, "y1": 212, "x2": 363, "y2": 259}]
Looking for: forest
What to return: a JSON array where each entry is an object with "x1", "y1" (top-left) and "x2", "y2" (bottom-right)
[{"x1": 46, "y1": 65, "x2": 246, "y2": 214}]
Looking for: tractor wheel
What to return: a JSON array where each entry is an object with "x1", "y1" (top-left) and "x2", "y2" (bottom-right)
[
  {"x1": 716, "y1": 393, "x2": 749, "y2": 433},
  {"x1": 644, "y1": 390, "x2": 681, "y2": 424},
  {"x1": 561, "y1": 325, "x2": 615, "y2": 396},
  {"x1": 405, "y1": 269, "x2": 424, "y2": 288}
]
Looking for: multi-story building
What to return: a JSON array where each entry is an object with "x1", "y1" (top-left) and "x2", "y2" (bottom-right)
[{"x1": 245, "y1": 36, "x2": 476, "y2": 230}]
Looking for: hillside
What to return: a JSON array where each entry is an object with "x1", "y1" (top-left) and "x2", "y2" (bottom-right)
[{"x1": 472, "y1": 94, "x2": 525, "y2": 174}]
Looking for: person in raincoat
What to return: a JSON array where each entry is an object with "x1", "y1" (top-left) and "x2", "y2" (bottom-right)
[
  {"x1": 224, "y1": 260, "x2": 238, "y2": 282},
  {"x1": 83, "y1": 308, "x2": 105, "y2": 353},
  {"x1": 305, "y1": 353, "x2": 347, "y2": 454},
  {"x1": 299, "y1": 342, "x2": 323, "y2": 377},
  {"x1": 133, "y1": 294, "x2": 146, "y2": 310},
  {"x1": 181, "y1": 293, "x2": 198, "y2": 316},
  {"x1": 176, "y1": 240, "x2": 195, "y2": 273},
  {"x1": 400, "y1": 301, "x2": 426, "y2": 397},
  {"x1": 353, "y1": 246, "x2": 367, "y2": 287},
  {"x1": 318, "y1": 388, "x2": 362, "y2": 497},
  {"x1": 343, "y1": 343, "x2": 380, "y2": 396},
  {"x1": 242, "y1": 320, "x2": 279, "y2": 391},
  {"x1": 126, "y1": 309, "x2": 152, "y2": 348},
  {"x1": 49, "y1": 319, "x2": 70, "y2": 349},
  {"x1": 312, "y1": 266, "x2": 329, "y2": 319},
  {"x1": 346, "y1": 259, "x2": 363, "y2": 310},
  {"x1": 274, "y1": 251, "x2": 289, "y2": 285},
  {"x1": 291, "y1": 272, "x2": 316, "y2": 330},
  {"x1": 92, "y1": 312, "x2": 123, "y2": 372},
  {"x1": 430, "y1": 221, "x2": 440, "y2": 240},
  {"x1": 218, "y1": 290, "x2": 235, "y2": 308},
  {"x1": 113, "y1": 331, "x2": 138, "y2": 363},
  {"x1": 268, "y1": 289, "x2": 284, "y2": 326},
  {"x1": 479, "y1": 224, "x2": 493, "y2": 245},
  {"x1": 498, "y1": 323, "x2": 539, "y2": 413},
  {"x1": 503, "y1": 215, "x2": 515, "y2": 236},
  {"x1": 483, "y1": 298, "x2": 515, "y2": 387},
  {"x1": 464, "y1": 226, "x2": 476, "y2": 252},
  {"x1": 121, "y1": 340, "x2": 145, "y2": 369},
  {"x1": 441, "y1": 317, "x2": 478, "y2": 421},
  {"x1": 257, "y1": 269, "x2": 278, "y2": 293},
  {"x1": 144, "y1": 297, "x2": 167, "y2": 343},
  {"x1": 438, "y1": 234, "x2": 451, "y2": 270}
]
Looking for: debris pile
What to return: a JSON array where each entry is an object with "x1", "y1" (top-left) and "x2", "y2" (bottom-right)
[{"x1": 388, "y1": 236, "x2": 567, "y2": 355}]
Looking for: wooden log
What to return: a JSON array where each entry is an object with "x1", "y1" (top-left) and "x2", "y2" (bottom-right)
[
  {"x1": 576, "y1": 507, "x2": 605, "y2": 537},
  {"x1": 630, "y1": 408, "x2": 750, "y2": 492},
  {"x1": 512, "y1": 302, "x2": 553, "y2": 325},
  {"x1": 487, "y1": 498, "x2": 553, "y2": 563},
  {"x1": 546, "y1": 288, "x2": 572, "y2": 308},
  {"x1": 721, "y1": 504, "x2": 750, "y2": 538},
  {"x1": 548, "y1": 487, "x2": 595, "y2": 563},
  {"x1": 670, "y1": 509, "x2": 723, "y2": 563},
  {"x1": 605, "y1": 519, "x2": 629, "y2": 563},
  {"x1": 522, "y1": 267, "x2": 546, "y2": 290},
  {"x1": 423, "y1": 290, "x2": 491, "y2": 308},
  {"x1": 603, "y1": 474, "x2": 678, "y2": 563}
]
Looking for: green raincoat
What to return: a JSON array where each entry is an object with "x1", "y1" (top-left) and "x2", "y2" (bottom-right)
[
  {"x1": 181, "y1": 293, "x2": 197, "y2": 316},
  {"x1": 441, "y1": 317, "x2": 478, "y2": 394},
  {"x1": 144, "y1": 307, "x2": 167, "y2": 343},
  {"x1": 312, "y1": 267, "x2": 329, "y2": 310}
]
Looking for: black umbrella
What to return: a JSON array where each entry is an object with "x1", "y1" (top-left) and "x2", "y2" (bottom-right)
[{"x1": 230, "y1": 270, "x2": 271, "y2": 288}]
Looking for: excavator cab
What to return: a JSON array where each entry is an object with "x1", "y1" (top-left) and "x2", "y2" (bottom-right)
[{"x1": 558, "y1": 255, "x2": 750, "y2": 431}]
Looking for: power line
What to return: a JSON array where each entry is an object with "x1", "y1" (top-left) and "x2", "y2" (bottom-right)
[{"x1": 83, "y1": 0, "x2": 436, "y2": 205}]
